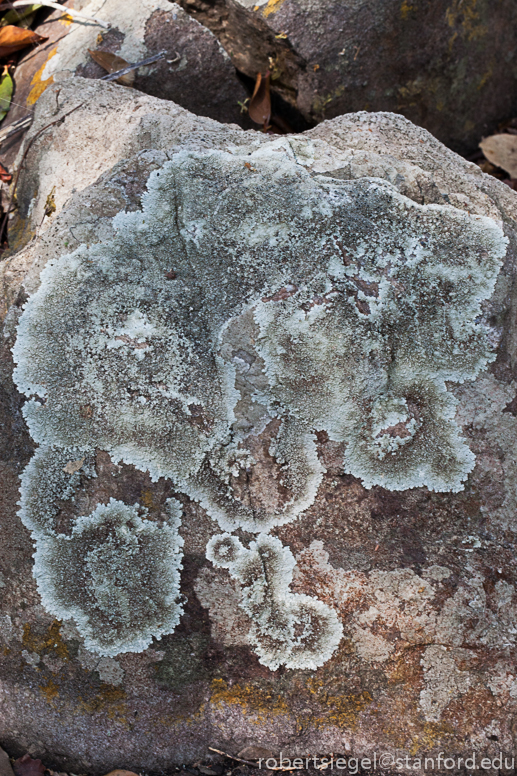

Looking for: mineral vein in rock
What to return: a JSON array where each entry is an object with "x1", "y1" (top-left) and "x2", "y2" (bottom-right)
[{"x1": 12, "y1": 140, "x2": 507, "y2": 661}]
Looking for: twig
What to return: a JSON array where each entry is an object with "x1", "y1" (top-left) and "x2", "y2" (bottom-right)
[
  {"x1": 100, "y1": 50, "x2": 167, "y2": 82},
  {"x1": 207, "y1": 748, "x2": 299, "y2": 771},
  {"x1": 0, "y1": 114, "x2": 32, "y2": 144},
  {"x1": 4, "y1": 0, "x2": 109, "y2": 27},
  {"x1": 0, "y1": 102, "x2": 83, "y2": 249}
]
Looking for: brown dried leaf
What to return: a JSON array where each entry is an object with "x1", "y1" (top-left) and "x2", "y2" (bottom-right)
[
  {"x1": 88, "y1": 49, "x2": 134, "y2": 87},
  {"x1": 479, "y1": 133, "x2": 517, "y2": 178},
  {"x1": 237, "y1": 746, "x2": 275, "y2": 761},
  {"x1": 101, "y1": 771, "x2": 140, "y2": 776},
  {"x1": 62, "y1": 457, "x2": 85, "y2": 474},
  {"x1": 248, "y1": 71, "x2": 271, "y2": 128},
  {"x1": 0, "y1": 26, "x2": 47, "y2": 58},
  {"x1": 12, "y1": 755, "x2": 45, "y2": 776}
]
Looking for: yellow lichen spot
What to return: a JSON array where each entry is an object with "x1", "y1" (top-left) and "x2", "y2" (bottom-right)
[
  {"x1": 409, "y1": 721, "x2": 455, "y2": 756},
  {"x1": 40, "y1": 676, "x2": 59, "y2": 701},
  {"x1": 78, "y1": 684, "x2": 129, "y2": 725},
  {"x1": 306, "y1": 678, "x2": 372, "y2": 730},
  {"x1": 445, "y1": 0, "x2": 486, "y2": 41},
  {"x1": 209, "y1": 678, "x2": 289, "y2": 721},
  {"x1": 27, "y1": 48, "x2": 57, "y2": 106},
  {"x1": 477, "y1": 65, "x2": 493, "y2": 90},
  {"x1": 22, "y1": 620, "x2": 69, "y2": 661},
  {"x1": 262, "y1": 0, "x2": 286, "y2": 18},
  {"x1": 312, "y1": 85, "x2": 345, "y2": 117},
  {"x1": 400, "y1": 0, "x2": 414, "y2": 19},
  {"x1": 140, "y1": 488, "x2": 155, "y2": 510}
]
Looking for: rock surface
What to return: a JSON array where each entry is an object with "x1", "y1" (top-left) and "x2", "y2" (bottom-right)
[
  {"x1": 1, "y1": 0, "x2": 250, "y2": 171},
  {"x1": 178, "y1": 0, "x2": 517, "y2": 153},
  {"x1": 1, "y1": 79, "x2": 517, "y2": 772}
]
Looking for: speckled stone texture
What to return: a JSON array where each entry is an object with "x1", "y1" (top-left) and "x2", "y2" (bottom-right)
[
  {"x1": 1, "y1": 79, "x2": 517, "y2": 773},
  {"x1": 177, "y1": 0, "x2": 517, "y2": 154}
]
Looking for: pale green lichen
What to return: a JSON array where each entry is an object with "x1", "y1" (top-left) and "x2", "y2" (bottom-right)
[
  {"x1": 33, "y1": 497, "x2": 184, "y2": 656},
  {"x1": 18, "y1": 445, "x2": 96, "y2": 537},
  {"x1": 207, "y1": 532, "x2": 343, "y2": 670},
  {"x1": 12, "y1": 140, "x2": 508, "y2": 662}
]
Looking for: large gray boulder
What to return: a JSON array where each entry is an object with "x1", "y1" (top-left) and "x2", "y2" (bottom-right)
[
  {"x1": 178, "y1": 0, "x2": 517, "y2": 153},
  {"x1": 1, "y1": 79, "x2": 517, "y2": 772}
]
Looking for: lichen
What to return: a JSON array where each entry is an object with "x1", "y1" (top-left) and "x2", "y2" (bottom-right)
[
  {"x1": 207, "y1": 533, "x2": 343, "y2": 670},
  {"x1": 33, "y1": 497, "x2": 184, "y2": 656},
  {"x1": 12, "y1": 139, "x2": 508, "y2": 663}
]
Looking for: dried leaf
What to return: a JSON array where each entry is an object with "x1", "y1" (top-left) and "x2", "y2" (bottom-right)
[
  {"x1": 0, "y1": 69, "x2": 12, "y2": 123},
  {"x1": 88, "y1": 49, "x2": 134, "y2": 87},
  {"x1": 237, "y1": 746, "x2": 275, "y2": 760},
  {"x1": 479, "y1": 133, "x2": 517, "y2": 178},
  {"x1": 12, "y1": 755, "x2": 45, "y2": 776},
  {"x1": 0, "y1": 25, "x2": 47, "y2": 58},
  {"x1": 62, "y1": 457, "x2": 85, "y2": 474},
  {"x1": 101, "y1": 771, "x2": 140, "y2": 776},
  {"x1": 0, "y1": 161, "x2": 11, "y2": 181},
  {"x1": 248, "y1": 70, "x2": 271, "y2": 128}
]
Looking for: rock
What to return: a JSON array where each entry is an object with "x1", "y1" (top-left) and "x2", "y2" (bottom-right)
[
  {"x1": 1, "y1": 78, "x2": 517, "y2": 771},
  {"x1": 178, "y1": 0, "x2": 517, "y2": 153},
  {"x1": 0, "y1": 748, "x2": 15, "y2": 776},
  {"x1": 0, "y1": 0, "x2": 250, "y2": 171}
]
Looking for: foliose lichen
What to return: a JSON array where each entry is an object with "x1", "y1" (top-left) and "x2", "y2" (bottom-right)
[
  {"x1": 12, "y1": 139, "x2": 507, "y2": 663},
  {"x1": 207, "y1": 532, "x2": 343, "y2": 670},
  {"x1": 33, "y1": 497, "x2": 184, "y2": 656}
]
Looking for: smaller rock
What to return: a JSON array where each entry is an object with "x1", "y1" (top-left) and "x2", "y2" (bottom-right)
[{"x1": 0, "y1": 748, "x2": 15, "y2": 776}]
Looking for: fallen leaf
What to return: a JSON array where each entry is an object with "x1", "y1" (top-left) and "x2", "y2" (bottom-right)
[
  {"x1": 480, "y1": 133, "x2": 517, "y2": 178},
  {"x1": 248, "y1": 70, "x2": 271, "y2": 129},
  {"x1": 0, "y1": 161, "x2": 11, "y2": 182},
  {"x1": 101, "y1": 771, "x2": 140, "y2": 776},
  {"x1": 88, "y1": 49, "x2": 134, "y2": 87},
  {"x1": 0, "y1": 25, "x2": 47, "y2": 58},
  {"x1": 237, "y1": 746, "x2": 275, "y2": 760},
  {"x1": 0, "y1": 68, "x2": 12, "y2": 123},
  {"x1": 12, "y1": 755, "x2": 45, "y2": 776},
  {"x1": 62, "y1": 457, "x2": 85, "y2": 474}
]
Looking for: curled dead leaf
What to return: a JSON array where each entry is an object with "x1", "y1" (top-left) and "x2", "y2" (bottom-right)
[
  {"x1": 88, "y1": 49, "x2": 134, "y2": 87},
  {"x1": 0, "y1": 25, "x2": 47, "y2": 58},
  {"x1": 479, "y1": 133, "x2": 517, "y2": 178},
  {"x1": 249, "y1": 70, "x2": 271, "y2": 129}
]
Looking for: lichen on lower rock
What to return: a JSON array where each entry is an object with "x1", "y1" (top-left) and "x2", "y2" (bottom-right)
[
  {"x1": 33, "y1": 497, "x2": 184, "y2": 656},
  {"x1": 207, "y1": 532, "x2": 342, "y2": 670},
  {"x1": 11, "y1": 138, "x2": 508, "y2": 662}
]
